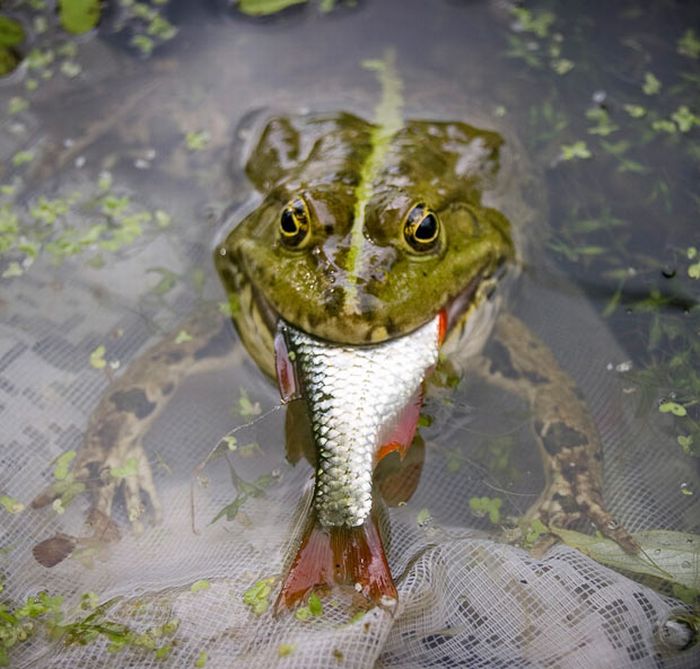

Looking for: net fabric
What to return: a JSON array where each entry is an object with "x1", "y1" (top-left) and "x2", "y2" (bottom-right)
[{"x1": 2, "y1": 258, "x2": 698, "y2": 668}]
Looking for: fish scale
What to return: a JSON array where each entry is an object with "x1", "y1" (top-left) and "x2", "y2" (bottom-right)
[{"x1": 284, "y1": 314, "x2": 441, "y2": 528}]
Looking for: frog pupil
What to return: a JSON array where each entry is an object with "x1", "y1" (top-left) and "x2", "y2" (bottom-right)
[
  {"x1": 281, "y1": 209, "x2": 298, "y2": 234},
  {"x1": 416, "y1": 214, "x2": 437, "y2": 240}
]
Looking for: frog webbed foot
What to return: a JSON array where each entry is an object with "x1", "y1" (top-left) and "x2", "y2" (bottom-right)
[
  {"x1": 93, "y1": 442, "x2": 162, "y2": 535},
  {"x1": 32, "y1": 437, "x2": 162, "y2": 537}
]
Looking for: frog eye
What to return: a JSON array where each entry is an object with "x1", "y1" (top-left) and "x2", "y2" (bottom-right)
[
  {"x1": 404, "y1": 203, "x2": 440, "y2": 251},
  {"x1": 279, "y1": 198, "x2": 310, "y2": 247}
]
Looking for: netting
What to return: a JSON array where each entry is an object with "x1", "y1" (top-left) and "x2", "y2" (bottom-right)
[
  {"x1": 1, "y1": 20, "x2": 698, "y2": 669},
  {"x1": 2, "y1": 226, "x2": 698, "y2": 667}
]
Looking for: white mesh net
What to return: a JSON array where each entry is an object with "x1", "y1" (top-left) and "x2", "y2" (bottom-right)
[{"x1": 2, "y1": 249, "x2": 698, "y2": 667}]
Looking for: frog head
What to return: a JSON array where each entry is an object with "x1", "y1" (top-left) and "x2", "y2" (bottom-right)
[{"x1": 215, "y1": 112, "x2": 514, "y2": 375}]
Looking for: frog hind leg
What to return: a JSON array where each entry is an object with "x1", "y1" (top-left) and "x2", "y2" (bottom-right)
[
  {"x1": 475, "y1": 312, "x2": 639, "y2": 554},
  {"x1": 32, "y1": 307, "x2": 239, "y2": 542}
]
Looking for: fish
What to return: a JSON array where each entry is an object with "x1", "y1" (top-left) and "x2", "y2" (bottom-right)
[{"x1": 273, "y1": 311, "x2": 446, "y2": 609}]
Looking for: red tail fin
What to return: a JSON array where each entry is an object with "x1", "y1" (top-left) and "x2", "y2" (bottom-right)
[{"x1": 276, "y1": 509, "x2": 397, "y2": 611}]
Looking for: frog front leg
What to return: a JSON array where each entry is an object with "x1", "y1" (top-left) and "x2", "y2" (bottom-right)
[
  {"x1": 32, "y1": 306, "x2": 240, "y2": 537},
  {"x1": 473, "y1": 312, "x2": 639, "y2": 554}
]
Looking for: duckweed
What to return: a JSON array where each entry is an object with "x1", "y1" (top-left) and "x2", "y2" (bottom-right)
[
  {"x1": 190, "y1": 580, "x2": 210, "y2": 594},
  {"x1": 242, "y1": 578, "x2": 275, "y2": 616},
  {"x1": 469, "y1": 497, "x2": 502, "y2": 525}
]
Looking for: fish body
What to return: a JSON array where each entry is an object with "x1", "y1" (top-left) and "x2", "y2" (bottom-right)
[{"x1": 275, "y1": 313, "x2": 444, "y2": 607}]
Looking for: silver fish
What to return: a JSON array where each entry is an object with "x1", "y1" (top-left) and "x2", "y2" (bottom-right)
[{"x1": 275, "y1": 313, "x2": 443, "y2": 608}]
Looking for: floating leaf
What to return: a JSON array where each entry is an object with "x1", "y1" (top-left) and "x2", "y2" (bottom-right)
[
  {"x1": 678, "y1": 28, "x2": 700, "y2": 59},
  {"x1": 174, "y1": 330, "x2": 192, "y2": 344},
  {"x1": 190, "y1": 579, "x2": 210, "y2": 593},
  {"x1": 0, "y1": 494, "x2": 24, "y2": 513},
  {"x1": 551, "y1": 58, "x2": 574, "y2": 75},
  {"x1": 12, "y1": 150, "x2": 34, "y2": 166},
  {"x1": 652, "y1": 119, "x2": 676, "y2": 134},
  {"x1": 238, "y1": 0, "x2": 307, "y2": 16},
  {"x1": 560, "y1": 141, "x2": 591, "y2": 161},
  {"x1": 278, "y1": 643, "x2": 295, "y2": 657},
  {"x1": 659, "y1": 401, "x2": 687, "y2": 417},
  {"x1": 623, "y1": 104, "x2": 646, "y2": 118},
  {"x1": 416, "y1": 507, "x2": 432, "y2": 527},
  {"x1": 469, "y1": 496, "x2": 502, "y2": 524},
  {"x1": 671, "y1": 105, "x2": 700, "y2": 133},
  {"x1": 58, "y1": 0, "x2": 101, "y2": 35},
  {"x1": 308, "y1": 592, "x2": 323, "y2": 616},
  {"x1": 89, "y1": 344, "x2": 106, "y2": 369},
  {"x1": 688, "y1": 262, "x2": 700, "y2": 279},
  {"x1": 110, "y1": 457, "x2": 139, "y2": 479},
  {"x1": 236, "y1": 388, "x2": 261, "y2": 418},
  {"x1": 184, "y1": 130, "x2": 210, "y2": 152},
  {"x1": 677, "y1": 435, "x2": 693, "y2": 454},
  {"x1": 242, "y1": 577, "x2": 275, "y2": 616},
  {"x1": 642, "y1": 72, "x2": 661, "y2": 95},
  {"x1": 511, "y1": 7, "x2": 555, "y2": 38},
  {"x1": 53, "y1": 450, "x2": 77, "y2": 481},
  {"x1": 553, "y1": 528, "x2": 700, "y2": 593},
  {"x1": 0, "y1": 15, "x2": 25, "y2": 46}
]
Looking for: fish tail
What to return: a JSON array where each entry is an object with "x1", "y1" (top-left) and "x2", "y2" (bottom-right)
[{"x1": 276, "y1": 507, "x2": 397, "y2": 611}]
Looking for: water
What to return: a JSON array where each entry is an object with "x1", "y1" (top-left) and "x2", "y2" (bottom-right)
[{"x1": 1, "y1": 1, "x2": 698, "y2": 667}]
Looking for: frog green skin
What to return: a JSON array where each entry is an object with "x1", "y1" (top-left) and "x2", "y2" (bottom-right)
[{"x1": 31, "y1": 110, "x2": 638, "y2": 574}]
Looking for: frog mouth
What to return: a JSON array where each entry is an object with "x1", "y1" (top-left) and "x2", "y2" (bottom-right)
[{"x1": 247, "y1": 268, "x2": 491, "y2": 350}]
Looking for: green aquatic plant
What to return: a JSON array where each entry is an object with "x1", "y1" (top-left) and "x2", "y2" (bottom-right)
[
  {"x1": 0, "y1": 586, "x2": 181, "y2": 666},
  {"x1": 242, "y1": 577, "x2": 276, "y2": 616},
  {"x1": 469, "y1": 496, "x2": 502, "y2": 525},
  {"x1": 239, "y1": 0, "x2": 307, "y2": 15},
  {"x1": 58, "y1": 0, "x2": 101, "y2": 35},
  {"x1": 0, "y1": 15, "x2": 24, "y2": 76},
  {"x1": 237, "y1": 0, "x2": 349, "y2": 16},
  {"x1": 0, "y1": 172, "x2": 174, "y2": 278}
]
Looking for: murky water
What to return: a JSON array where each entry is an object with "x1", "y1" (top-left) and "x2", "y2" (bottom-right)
[{"x1": 1, "y1": 1, "x2": 698, "y2": 667}]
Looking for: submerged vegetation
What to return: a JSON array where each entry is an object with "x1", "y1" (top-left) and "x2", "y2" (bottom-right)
[
  {"x1": 506, "y1": 3, "x2": 700, "y2": 464},
  {"x1": 0, "y1": 587, "x2": 180, "y2": 666}
]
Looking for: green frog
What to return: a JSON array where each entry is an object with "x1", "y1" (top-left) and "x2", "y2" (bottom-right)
[{"x1": 31, "y1": 62, "x2": 638, "y2": 606}]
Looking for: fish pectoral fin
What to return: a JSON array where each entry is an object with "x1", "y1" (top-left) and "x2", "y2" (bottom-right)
[
  {"x1": 276, "y1": 510, "x2": 397, "y2": 612},
  {"x1": 375, "y1": 388, "x2": 424, "y2": 465},
  {"x1": 284, "y1": 399, "x2": 316, "y2": 466},
  {"x1": 376, "y1": 434, "x2": 426, "y2": 507}
]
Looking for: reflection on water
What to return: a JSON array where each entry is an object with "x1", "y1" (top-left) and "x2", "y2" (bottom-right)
[{"x1": 0, "y1": 1, "x2": 698, "y2": 667}]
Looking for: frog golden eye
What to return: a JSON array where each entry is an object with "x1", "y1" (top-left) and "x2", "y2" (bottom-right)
[
  {"x1": 404, "y1": 203, "x2": 440, "y2": 251},
  {"x1": 279, "y1": 198, "x2": 310, "y2": 247}
]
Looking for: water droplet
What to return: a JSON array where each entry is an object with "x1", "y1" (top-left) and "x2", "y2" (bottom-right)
[{"x1": 661, "y1": 266, "x2": 676, "y2": 279}]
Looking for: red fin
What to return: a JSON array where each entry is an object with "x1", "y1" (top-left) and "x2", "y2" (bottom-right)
[
  {"x1": 438, "y1": 308, "x2": 448, "y2": 345},
  {"x1": 274, "y1": 328, "x2": 300, "y2": 403},
  {"x1": 376, "y1": 388, "x2": 423, "y2": 463},
  {"x1": 276, "y1": 509, "x2": 397, "y2": 611},
  {"x1": 377, "y1": 434, "x2": 426, "y2": 506}
]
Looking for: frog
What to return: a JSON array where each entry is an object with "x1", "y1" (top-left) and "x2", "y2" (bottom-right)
[{"x1": 29, "y1": 64, "x2": 638, "y2": 599}]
